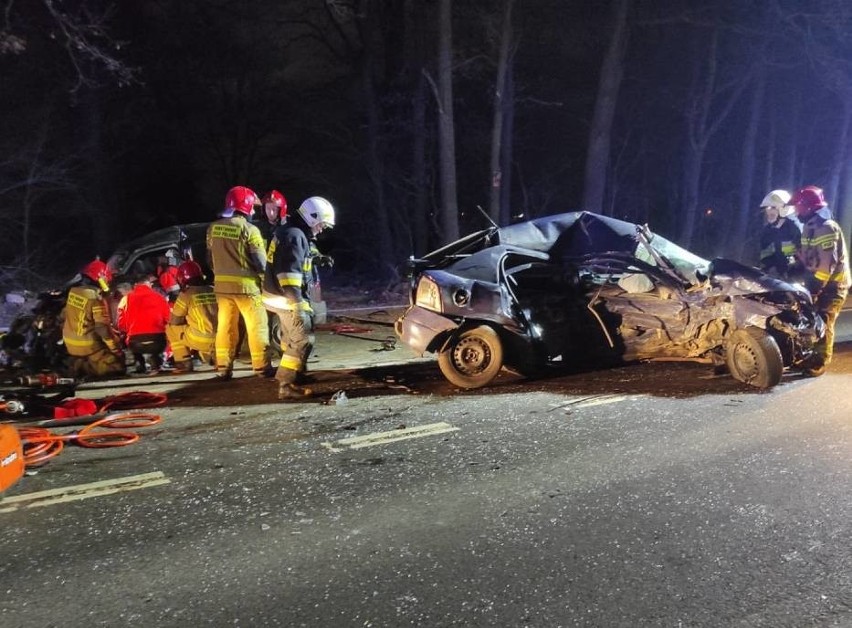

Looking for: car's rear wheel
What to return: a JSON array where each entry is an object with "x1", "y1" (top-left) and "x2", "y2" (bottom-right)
[
  {"x1": 438, "y1": 325, "x2": 504, "y2": 389},
  {"x1": 725, "y1": 327, "x2": 783, "y2": 388},
  {"x1": 268, "y1": 313, "x2": 283, "y2": 357}
]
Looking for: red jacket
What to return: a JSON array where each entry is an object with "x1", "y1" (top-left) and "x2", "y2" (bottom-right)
[
  {"x1": 118, "y1": 283, "x2": 171, "y2": 339},
  {"x1": 158, "y1": 266, "x2": 180, "y2": 300}
]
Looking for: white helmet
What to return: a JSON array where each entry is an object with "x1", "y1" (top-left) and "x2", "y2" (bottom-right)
[
  {"x1": 297, "y1": 196, "x2": 336, "y2": 230},
  {"x1": 760, "y1": 189, "x2": 793, "y2": 217}
]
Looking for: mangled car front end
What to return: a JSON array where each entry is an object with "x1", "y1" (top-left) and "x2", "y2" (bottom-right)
[{"x1": 396, "y1": 211, "x2": 824, "y2": 390}]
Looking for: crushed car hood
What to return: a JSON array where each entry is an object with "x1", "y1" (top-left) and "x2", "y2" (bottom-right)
[{"x1": 709, "y1": 258, "x2": 810, "y2": 299}]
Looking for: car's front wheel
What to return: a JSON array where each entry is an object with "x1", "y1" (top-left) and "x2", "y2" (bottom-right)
[
  {"x1": 438, "y1": 325, "x2": 504, "y2": 389},
  {"x1": 725, "y1": 327, "x2": 783, "y2": 388}
]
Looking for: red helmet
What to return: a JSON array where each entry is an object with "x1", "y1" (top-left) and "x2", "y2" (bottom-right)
[
  {"x1": 81, "y1": 259, "x2": 113, "y2": 291},
  {"x1": 790, "y1": 185, "x2": 827, "y2": 219},
  {"x1": 175, "y1": 260, "x2": 204, "y2": 288},
  {"x1": 224, "y1": 186, "x2": 260, "y2": 216},
  {"x1": 262, "y1": 190, "x2": 288, "y2": 223}
]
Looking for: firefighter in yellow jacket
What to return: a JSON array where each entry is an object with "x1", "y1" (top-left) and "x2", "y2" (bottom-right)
[
  {"x1": 206, "y1": 186, "x2": 272, "y2": 379},
  {"x1": 62, "y1": 259, "x2": 125, "y2": 378},
  {"x1": 790, "y1": 185, "x2": 850, "y2": 376},
  {"x1": 165, "y1": 260, "x2": 218, "y2": 373}
]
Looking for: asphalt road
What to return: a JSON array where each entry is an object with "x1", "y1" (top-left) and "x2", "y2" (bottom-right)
[{"x1": 1, "y1": 312, "x2": 852, "y2": 626}]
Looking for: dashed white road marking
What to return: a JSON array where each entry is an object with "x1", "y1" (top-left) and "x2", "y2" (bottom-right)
[
  {"x1": 322, "y1": 422, "x2": 459, "y2": 452},
  {"x1": 0, "y1": 471, "x2": 171, "y2": 513}
]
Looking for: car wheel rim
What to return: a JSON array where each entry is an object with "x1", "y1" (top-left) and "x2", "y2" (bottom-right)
[
  {"x1": 452, "y1": 336, "x2": 491, "y2": 375},
  {"x1": 732, "y1": 342, "x2": 759, "y2": 379}
]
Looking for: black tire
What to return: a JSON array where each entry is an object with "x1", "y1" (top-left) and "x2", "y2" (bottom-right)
[
  {"x1": 268, "y1": 312, "x2": 283, "y2": 357},
  {"x1": 725, "y1": 327, "x2": 783, "y2": 388},
  {"x1": 437, "y1": 325, "x2": 504, "y2": 389}
]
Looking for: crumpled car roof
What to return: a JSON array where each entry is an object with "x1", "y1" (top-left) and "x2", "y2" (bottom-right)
[
  {"x1": 495, "y1": 211, "x2": 639, "y2": 258},
  {"x1": 111, "y1": 223, "x2": 209, "y2": 255}
]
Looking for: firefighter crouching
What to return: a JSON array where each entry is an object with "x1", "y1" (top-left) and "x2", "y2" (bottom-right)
[
  {"x1": 206, "y1": 186, "x2": 272, "y2": 380},
  {"x1": 62, "y1": 259, "x2": 126, "y2": 378},
  {"x1": 790, "y1": 185, "x2": 850, "y2": 376},
  {"x1": 263, "y1": 196, "x2": 336, "y2": 400},
  {"x1": 165, "y1": 260, "x2": 218, "y2": 373}
]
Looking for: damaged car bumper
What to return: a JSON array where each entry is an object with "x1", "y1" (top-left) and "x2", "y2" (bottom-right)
[{"x1": 395, "y1": 306, "x2": 459, "y2": 355}]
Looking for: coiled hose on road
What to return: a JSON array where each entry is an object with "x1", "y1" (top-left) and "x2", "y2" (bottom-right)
[{"x1": 16, "y1": 391, "x2": 168, "y2": 467}]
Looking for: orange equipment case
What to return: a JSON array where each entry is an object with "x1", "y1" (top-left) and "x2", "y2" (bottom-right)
[{"x1": 0, "y1": 424, "x2": 25, "y2": 492}]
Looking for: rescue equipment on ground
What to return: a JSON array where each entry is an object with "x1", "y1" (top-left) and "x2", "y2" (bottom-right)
[{"x1": 0, "y1": 424, "x2": 25, "y2": 492}]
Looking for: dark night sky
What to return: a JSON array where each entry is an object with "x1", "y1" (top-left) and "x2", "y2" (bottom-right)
[{"x1": 1, "y1": 0, "x2": 851, "y2": 284}]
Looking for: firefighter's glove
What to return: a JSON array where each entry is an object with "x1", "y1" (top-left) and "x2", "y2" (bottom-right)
[{"x1": 315, "y1": 254, "x2": 335, "y2": 268}]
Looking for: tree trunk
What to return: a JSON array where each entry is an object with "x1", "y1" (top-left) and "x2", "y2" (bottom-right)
[
  {"x1": 488, "y1": 0, "x2": 514, "y2": 226},
  {"x1": 581, "y1": 0, "x2": 630, "y2": 216},
  {"x1": 359, "y1": 2, "x2": 395, "y2": 275},
  {"x1": 826, "y1": 97, "x2": 850, "y2": 215},
  {"x1": 779, "y1": 89, "x2": 801, "y2": 187},
  {"x1": 734, "y1": 72, "x2": 765, "y2": 261},
  {"x1": 678, "y1": 29, "x2": 750, "y2": 248},
  {"x1": 832, "y1": 98, "x2": 852, "y2": 238},
  {"x1": 499, "y1": 56, "x2": 515, "y2": 226},
  {"x1": 404, "y1": 0, "x2": 430, "y2": 258},
  {"x1": 680, "y1": 146, "x2": 704, "y2": 250},
  {"x1": 411, "y1": 70, "x2": 430, "y2": 257},
  {"x1": 437, "y1": 0, "x2": 459, "y2": 243}
]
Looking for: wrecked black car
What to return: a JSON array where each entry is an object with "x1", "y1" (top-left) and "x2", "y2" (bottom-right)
[
  {"x1": 395, "y1": 211, "x2": 824, "y2": 389},
  {"x1": 105, "y1": 223, "x2": 210, "y2": 283}
]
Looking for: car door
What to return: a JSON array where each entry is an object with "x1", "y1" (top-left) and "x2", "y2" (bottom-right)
[{"x1": 583, "y1": 256, "x2": 689, "y2": 361}]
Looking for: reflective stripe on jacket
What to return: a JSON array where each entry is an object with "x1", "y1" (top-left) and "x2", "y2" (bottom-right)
[
  {"x1": 759, "y1": 218, "x2": 801, "y2": 271},
  {"x1": 206, "y1": 216, "x2": 266, "y2": 295},
  {"x1": 62, "y1": 285, "x2": 117, "y2": 354},
  {"x1": 800, "y1": 210, "x2": 851, "y2": 294},
  {"x1": 262, "y1": 222, "x2": 312, "y2": 312},
  {"x1": 169, "y1": 285, "x2": 218, "y2": 345}
]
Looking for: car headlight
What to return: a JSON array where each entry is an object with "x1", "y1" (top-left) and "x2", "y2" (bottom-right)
[{"x1": 415, "y1": 276, "x2": 442, "y2": 311}]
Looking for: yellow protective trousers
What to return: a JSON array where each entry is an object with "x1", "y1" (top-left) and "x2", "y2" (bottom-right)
[
  {"x1": 68, "y1": 346, "x2": 126, "y2": 379},
  {"x1": 214, "y1": 293, "x2": 270, "y2": 374},
  {"x1": 166, "y1": 323, "x2": 215, "y2": 364}
]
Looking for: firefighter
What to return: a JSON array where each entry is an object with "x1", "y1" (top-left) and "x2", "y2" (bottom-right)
[
  {"x1": 790, "y1": 185, "x2": 850, "y2": 376},
  {"x1": 62, "y1": 259, "x2": 125, "y2": 378},
  {"x1": 263, "y1": 196, "x2": 336, "y2": 400},
  {"x1": 758, "y1": 189, "x2": 801, "y2": 279},
  {"x1": 156, "y1": 249, "x2": 182, "y2": 303},
  {"x1": 257, "y1": 190, "x2": 288, "y2": 245},
  {"x1": 118, "y1": 274, "x2": 171, "y2": 374},
  {"x1": 206, "y1": 185, "x2": 272, "y2": 379},
  {"x1": 165, "y1": 260, "x2": 218, "y2": 373}
]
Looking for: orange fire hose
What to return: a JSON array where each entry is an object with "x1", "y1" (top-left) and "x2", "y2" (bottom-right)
[{"x1": 16, "y1": 391, "x2": 168, "y2": 468}]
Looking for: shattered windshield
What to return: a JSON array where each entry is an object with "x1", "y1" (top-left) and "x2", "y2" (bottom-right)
[{"x1": 640, "y1": 233, "x2": 710, "y2": 285}]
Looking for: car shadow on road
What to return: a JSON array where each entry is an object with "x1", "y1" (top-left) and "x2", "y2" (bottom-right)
[
  {"x1": 93, "y1": 342, "x2": 851, "y2": 409},
  {"x1": 352, "y1": 341, "x2": 852, "y2": 400}
]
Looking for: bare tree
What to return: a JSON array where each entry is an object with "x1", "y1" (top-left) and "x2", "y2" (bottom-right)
[
  {"x1": 582, "y1": 0, "x2": 631, "y2": 216},
  {"x1": 436, "y1": 0, "x2": 459, "y2": 244},
  {"x1": 732, "y1": 70, "x2": 765, "y2": 260},
  {"x1": 1, "y1": 0, "x2": 136, "y2": 91},
  {"x1": 487, "y1": 0, "x2": 514, "y2": 226},
  {"x1": 678, "y1": 28, "x2": 752, "y2": 247}
]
